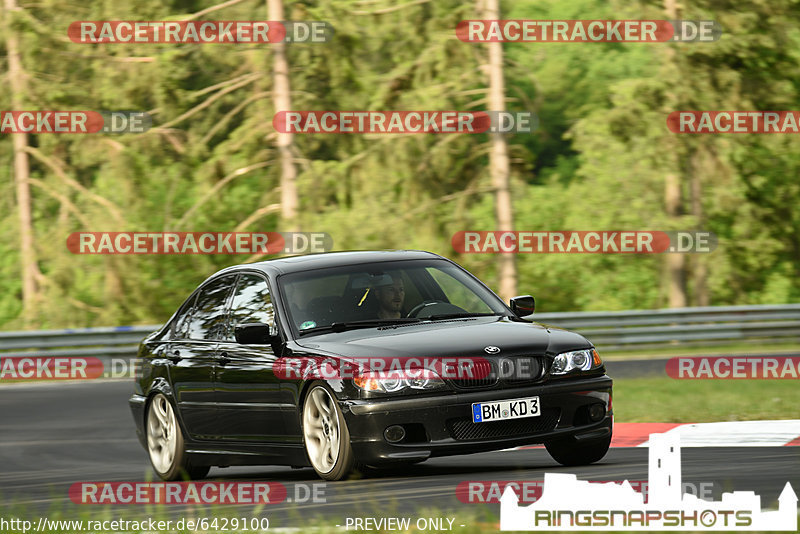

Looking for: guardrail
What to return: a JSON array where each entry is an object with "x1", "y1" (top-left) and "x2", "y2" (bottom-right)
[
  {"x1": 533, "y1": 304, "x2": 800, "y2": 350},
  {"x1": 1, "y1": 304, "x2": 800, "y2": 357},
  {"x1": 0, "y1": 326, "x2": 156, "y2": 359}
]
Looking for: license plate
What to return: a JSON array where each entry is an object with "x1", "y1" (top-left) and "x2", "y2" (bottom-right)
[{"x1": 472, "y1": 396, "x2": 540, "y2": 423}]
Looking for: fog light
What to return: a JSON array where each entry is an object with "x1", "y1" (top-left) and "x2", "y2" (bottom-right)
[
  {"x1": 384, "y1": 425, "x2": 406, "y2": 443},
  {"x1": 589, "y1": 404, "x2": 605, "y2": 422}
]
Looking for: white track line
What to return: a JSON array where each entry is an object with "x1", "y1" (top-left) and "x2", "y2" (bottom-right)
[{"x1": 637, "y1": 420, "x2": 800, "y2": 447}]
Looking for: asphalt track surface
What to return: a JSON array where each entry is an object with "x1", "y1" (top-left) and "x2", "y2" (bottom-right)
[{"x1": 2, "y1": 380, "x2": 799, "y2": 529}]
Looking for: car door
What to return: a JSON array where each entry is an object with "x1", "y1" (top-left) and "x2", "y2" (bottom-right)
[
  {"x1": 214, "y1": 272, "x2": 292, "y2": 442},
  {"x1": 168, "y1": 274, "x2": 236, "y2": 440}
]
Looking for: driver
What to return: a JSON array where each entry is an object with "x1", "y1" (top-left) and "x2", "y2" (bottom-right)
[{"x1": 375, "y1": 274, "x2": 405, "y2": 319}]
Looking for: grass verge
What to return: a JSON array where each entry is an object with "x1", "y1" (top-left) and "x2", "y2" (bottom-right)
[{"x1": 613, "y1": 376, "x2": 800, "y2": 423}]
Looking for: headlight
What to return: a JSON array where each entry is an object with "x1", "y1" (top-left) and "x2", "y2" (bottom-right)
[
  {"x1": 354, "y1": 368, "x2": 445, "y2": 393},
  {"x1": 550, "y1": 349, "x2": 602, "y2": 375}
]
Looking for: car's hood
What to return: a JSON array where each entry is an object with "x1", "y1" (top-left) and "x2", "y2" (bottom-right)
[{"x1": 293, "y1": 316, "x2": 591, "y2": 359}]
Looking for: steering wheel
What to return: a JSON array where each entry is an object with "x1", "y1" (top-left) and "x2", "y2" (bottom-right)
[
  {"x1": 406, "y1": 300, "x2": 469, "y2": 319},
  {"x1": 406, "y1": 300, "x2": 446, "y2": 318}
]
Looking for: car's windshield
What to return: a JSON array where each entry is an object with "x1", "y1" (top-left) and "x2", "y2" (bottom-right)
[{"x1": 278, "y1": 259, "x2": 508, "y2": 336}]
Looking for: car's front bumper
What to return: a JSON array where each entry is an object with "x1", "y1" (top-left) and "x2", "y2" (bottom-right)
[{"x1": 341, "y1": 374, "x2": 612, "y2": 465}]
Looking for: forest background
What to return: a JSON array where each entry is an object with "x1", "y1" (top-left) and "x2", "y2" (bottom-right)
[{"x1": 2, "y1": 0, "x2": 798, "y2": 330}]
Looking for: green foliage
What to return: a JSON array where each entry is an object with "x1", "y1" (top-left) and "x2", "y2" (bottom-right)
[
  {"x1": 614, "y1": 377, "x2": 800, "y2": 423},
  {"x1": 2, "y1": 0, "x2": 800, "y2": 329}
]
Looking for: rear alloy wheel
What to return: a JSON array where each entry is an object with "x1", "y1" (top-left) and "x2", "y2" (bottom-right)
[
  {"x1": 302, "y1": 383, "x2": 355, "y2": 480},
  {"x1": 146, "y1": 393, "x2": 209, "y2": 480},
  {"x1": 545, "y1": 435, "x2": 611, "y2": 466}
]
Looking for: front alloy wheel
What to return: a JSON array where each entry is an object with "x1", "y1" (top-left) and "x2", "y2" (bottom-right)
[
  {"x1": 146, "y1": 393, "x2": 209, "y2": 480},
  {"x1": 302, "y1": 383, "x2": 355, "y2": 480}
]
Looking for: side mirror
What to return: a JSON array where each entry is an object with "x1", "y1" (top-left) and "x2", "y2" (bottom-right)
[
  {"x1": 509, "y1": 295, "x2": 535, "y2": 317},
  {"x1": 234, "y1": 323, "x2": 275, "y2": 344}
]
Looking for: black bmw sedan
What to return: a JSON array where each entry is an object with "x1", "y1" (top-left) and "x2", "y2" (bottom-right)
[{"x1": 129, "y1": 250, "x2": 612, "y2": 481}]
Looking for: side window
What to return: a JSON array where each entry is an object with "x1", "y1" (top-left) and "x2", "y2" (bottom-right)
[
  {"x1": 185, "y1": 275, "x2": 236, "y2": 341},
  {"x1": 170, "y1": 293, "x2": 198, "y2": 340},
  {"x1": 227, "y1": 273, "x2": 275, "y2": 341}
]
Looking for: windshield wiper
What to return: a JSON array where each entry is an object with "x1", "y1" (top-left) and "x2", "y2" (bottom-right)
[
  {"x1": 424, "y1": 312, "x2": 504, "y2": 321},
  {"x1": 298, "y1": 318, "x2": 421, "y2": 335}
]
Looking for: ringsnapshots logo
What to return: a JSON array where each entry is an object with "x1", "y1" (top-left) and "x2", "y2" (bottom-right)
[{"x1": 499, "y1": 433, "x2": 798, "y2": 531}]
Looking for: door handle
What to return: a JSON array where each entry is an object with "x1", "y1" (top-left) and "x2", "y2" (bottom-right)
[
  {"x1": 218, "y1": 351, "x2": 230, "y2": 365},
  {"x1": 168, "y1": 349, "x2": 181, "y2": 363}
]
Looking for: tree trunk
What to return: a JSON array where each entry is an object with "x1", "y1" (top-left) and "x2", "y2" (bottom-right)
[
  {"x1": 663, "y1": 0, "x2": 687, "y2": 308},
  {"x1": 485, "y1": 0, "x2": 517, "y2": 302},
  {"x1": 268, "y1": 0, "x2": 299, "y2": 232},
  {"x1": 690, "y1": 149, "x2": 709, "y2": 306},
  {"x1": 4, "y1": 0, "x2": 41, "y2": 323},
  {"x1": 665, "y1": 171, "x2": 687, "y2": 307}
]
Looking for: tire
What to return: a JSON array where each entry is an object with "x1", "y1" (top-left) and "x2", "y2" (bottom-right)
[
  {"x1": 146, "y1": 393, "x2": 210, "y2": 480},
  {"x1": 545, "y1": 435, "x2": 611, "y2": 467},
  {"x1": 302, "y1": 382, "x2": 355, "y2": 481}
]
